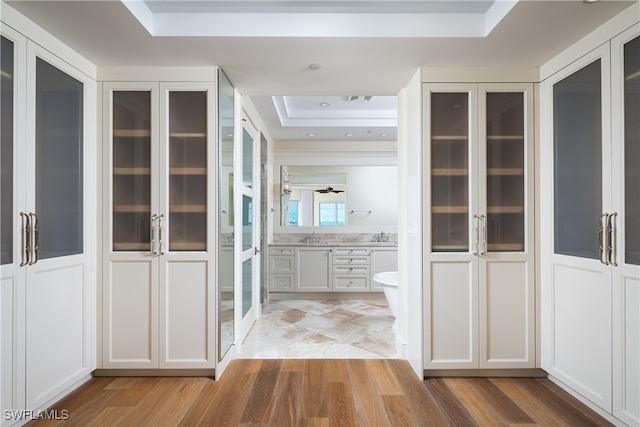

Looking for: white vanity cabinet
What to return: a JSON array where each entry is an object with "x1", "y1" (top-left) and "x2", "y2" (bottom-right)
[
  {"x1": 268, "y1": 244, "x2": 395, "y2": 293},
  {"x1": 423, "y1": 82, "x2": 535, "y2": 370},
  {"x1": 101, "y1": 76, "x2": 216, "y2": 370},
  {"x1": 295, "y1": 247, "x2": 332, "y2": 291}
]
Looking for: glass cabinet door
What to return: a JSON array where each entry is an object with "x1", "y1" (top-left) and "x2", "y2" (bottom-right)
[
  {"x1": 112, "y1": 91, "x2": 151, "y2": 251},
  {"x1": 35, "y1": 58, "x2": 83, "y2": 259},
  {"x1": 430, "y1": 92, "x2": 470, "y2": 252},
  {"x1": 624, "y1": 35, "x2": 640, "y2": 265},
  {"x1": 553, "y1": 59, "x2": 603, "y2": 259},
  {"x1": 1, "y1": 36, "x2": 14, "y2": 265},
  {"x1": 168, "y1": 91, "x2": 207, "y2": 251},
  {"x1": 485, "y1": 92, "x2": 525, "y2": 252}
]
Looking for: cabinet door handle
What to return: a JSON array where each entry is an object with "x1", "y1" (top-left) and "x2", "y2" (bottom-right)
[
  {"x1": 473, "y1": 215, "x2": 481, "y2": 256},
  {"x1": 150, "y1": 213, "x2": 156, "y2": 254},
  {"x1": 29, "y1": 212, "x2": 39, "y2": 265},
  {"x1": 480, "y1": 214, "x2": 487, "y2": 255},
  {"x1": 20, "y1": 212, "x2": 30, "y2": 267},
  {"x1": 157, "y1": 214, "x2": 165, "y2": 256},
  {"x1": 599, "y1": 213, "x2": 609, "y2": 265},
  {"x1": 608, "y1": 212, "x2": 618, "y2": 267}
]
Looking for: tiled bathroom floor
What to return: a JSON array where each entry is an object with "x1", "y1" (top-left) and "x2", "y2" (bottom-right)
[{"x1": 238, "y1": 299, "x2": 398, "y2": 359}]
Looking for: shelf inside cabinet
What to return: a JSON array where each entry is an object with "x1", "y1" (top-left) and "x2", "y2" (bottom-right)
[
  {"x1": 432, "y1": 168, "x2": 468, "y2": 176},
  {"x1": 169, "y1": 205, "x2": 206, "y2": 213},
  {"x1": 626, "y1": 69, "x2": 640, "y2": 81},
  {"x1": 113, "y1": 242, "x2": 149, "y2": 251},
  {"x1": 170, "y1": 132, "x2": 206, "y2": 138},
  {"x1": 169, "y1": 167, "x2": 206, "y2": 175},
  {"x1": 487, "y1": 168, "x2": 524, "y2": 176},
  {"x1": 487, "y1": 206, "x2": 524, "y2": 214},
  {"x1": 113, "y1": 167, "x2": 151, "y2": 175},
  {"x1": 170, "y1": 242, "x2": 206, "y2": 251},
  {"x1": 486, "y1": 135, "x2": 524, "y2": 141},
  {"x1": 113, "y1": 129, "x2": 151, "y2": 138},
  {"x1": 113, "y1": 205, "x2": 151, "y2": 213},
  {"x1": 432, "y1": 206, "x2": 468, "y2": 214},
  {"x1": 431, "y1": 135, "x2": 468, "y2": 141},
  {"x1": 432, "y1": 245, "x2": 468, "y2": 251},
  {"x1": 487, "y1": 243, "x2": 524, "y2": 251}
]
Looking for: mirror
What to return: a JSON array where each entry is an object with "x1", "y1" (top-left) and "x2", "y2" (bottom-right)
[
  {"x1": 280, "y1": 165, "x2": 397, "y2": 228},
  {"x1": 218, "y1": 69, "x2": 234, "y2": 361}
]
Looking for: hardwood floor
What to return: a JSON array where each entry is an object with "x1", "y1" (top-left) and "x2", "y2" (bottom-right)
[{"x1": 26, "y1": 359, "x2": 613, "y2": 427}]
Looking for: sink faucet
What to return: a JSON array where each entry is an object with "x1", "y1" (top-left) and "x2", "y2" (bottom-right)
[
  {"x1": 308, "y1": 231, "x2": 322, "y2": 244},
  {"x1": 373, "y1": 231, "x2": 389, "y2": 242}
]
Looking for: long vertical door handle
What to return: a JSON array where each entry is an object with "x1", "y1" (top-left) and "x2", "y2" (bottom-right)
[
  {"x1": 29, "y1": 212, "x2": 39, "y2": 265},
  {"x1": 473, "y1": 215, "x2": 481, "y2": 256},
  {"x1": 157, "y1": 214, "x2": 165, "y2": 256},
  {"x1": 599, "y1": 213, "x2": 609, "y2": 265},
  {"x1": 608, "y1": 212, "x2": 618, "y2": 266},
  {"x1": 20, "y1": 212, "x2": 30, "y2": 266},
  {"x1": 480, "y1": 215, "x2": 487, "y2": 255},
  {"x1": 150, "y1": 213, "x2": 158, "y2": 255}
]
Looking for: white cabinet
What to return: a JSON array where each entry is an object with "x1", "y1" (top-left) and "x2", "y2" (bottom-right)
[
  {"x1": 332, "y1": 247, "x2": 371, "y2": 292},
  {"x1": 1, "y1": 24, "x2": 96, "y2": 424},
  {"x1": 101, "y1": 78, "x2": 215, "y2": 370},
  {"x1": 295, "y1": 247, "x2": 332, "y2": 291},
  {"x1": 269, "y1": 246, "x2": 294, "y2": 291},
  {"x1": 541, "y1": 24, "x2": 640, "y2": 425},
  {"x1": 423, "y1": 82, "x2": 535, "y2": 370},
  {"x1": 371, "y1": 248, "x2": 398, "y2": 291}
]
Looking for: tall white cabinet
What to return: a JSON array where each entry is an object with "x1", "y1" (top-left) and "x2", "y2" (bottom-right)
[
  {"x1": 1, "y1": 21, "x2": 96, "y2": 425},
  {"x1": 101, "y1": 74, "x2": 216, "y2": 370},
  {"x1": 423, "y1": 82, "x2": 535, "y2": 370},
  {"x1": 541, "y1": 23, "x2": 639, "y2": 426}
]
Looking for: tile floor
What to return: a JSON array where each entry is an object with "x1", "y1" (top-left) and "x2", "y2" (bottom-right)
[{"x1": 238, "y1": 299, "x2": 398, "y2": 359}]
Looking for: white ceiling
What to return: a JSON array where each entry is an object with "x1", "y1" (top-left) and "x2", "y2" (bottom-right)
[{"x1": 5, "y1": 0, "x2": 636, "y2": 142}]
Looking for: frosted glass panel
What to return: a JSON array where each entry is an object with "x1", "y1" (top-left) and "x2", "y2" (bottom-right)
[
  {"x1": 431, "y1": 92, "x2": 469, "y2": 252},
  {"x1": 112, "y1": 91, "x2": 151, "y2": 251},
  {"x1": 1, "y1": 37, "x2": 14, "y2": 265},
  {"x1": 486, "y1": 92, "x2": 525, "y2": 252},
  {"x1": 553, "y1": 60, "x2": 602, "y2": 259},
  {"x1": 242, "y1": 195, "x2": 253, "y2": 252},
  {"x1": 242, "y1": 128, "x2": 253, "y2": 188},
  {"x1": 35, "y1": 58, "x2": 83, "y2": 259},
  {"x1": 624, "y1": 36, "x2": 640, "y2": 265},
  {"x1": 168, "y1": 91, "x2": 207, "y2": 251}
]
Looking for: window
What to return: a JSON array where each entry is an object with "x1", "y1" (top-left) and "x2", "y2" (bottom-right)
[
  {"x1": 319, "y1": 202, "x2": 346, "y2": 226},
  {"x1": 289, "y1": 201, "x2": 299, "y2": 226}
]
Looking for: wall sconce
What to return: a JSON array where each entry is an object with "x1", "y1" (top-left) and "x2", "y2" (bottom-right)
[{"x1": 282, "y1": 180, "x2": 291, "y2": 195}]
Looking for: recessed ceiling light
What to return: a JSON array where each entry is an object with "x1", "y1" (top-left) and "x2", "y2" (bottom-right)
[
  {"x1": 308, "y1": 64, "x2": 321, "y2": 71},
  {"x1": 227, "y1": 133, "x2": 233, "y2": 137},
  {"x1": 380, "y1": 133, "x2": 387, "y2": 137},
  {"x1": 582, "y1": 0, "x2": 599, "y2": 3},
  {"x1": 345, "y1": 132, "x2": 353, "y2": 137},
  {"x1": 307, "y1": 132, "x2": 316, "y2": 137},
  {"x1": 320, "y1": 102, "x2": 330, "y2": 107}
]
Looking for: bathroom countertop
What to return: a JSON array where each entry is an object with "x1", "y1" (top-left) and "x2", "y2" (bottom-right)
[{"x1": 268, "y1": 242, "x2": 397, "y2": 247}]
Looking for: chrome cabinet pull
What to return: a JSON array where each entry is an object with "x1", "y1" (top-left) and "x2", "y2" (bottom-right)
[
  {"x1": 156, "y1": 214, "x2": 165, "y2": 256},
  {"x1": 480, "y1": 214, "x2": 487, "y2": 255},
  {"x1": 599, "y1": 213, "x2": 609, "y2": 265},
  {"x1": 29, "y1": 212, "x2": 39, "y2": 265},
  {"x1": 473, "y1": 215, "x2": 481, "y2": 256},
  {"x1": 150, "y1": 214, "x2": 157, "y2": 255},
  {"x1": 20, "y1": 212, "x2": 30, "y2": 266},
  {"x1": 608, "y1": 212, "x2": 618, "y2": 267}
]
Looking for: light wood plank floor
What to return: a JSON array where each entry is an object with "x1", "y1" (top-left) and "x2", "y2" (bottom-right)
[{"x1": 26, "y1": 359, "x2": 613, "y2": 427}]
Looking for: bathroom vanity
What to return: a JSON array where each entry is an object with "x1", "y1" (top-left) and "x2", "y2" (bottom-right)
[{"x1": 268, "y1": 243, "x2": 397, "y2": 294}]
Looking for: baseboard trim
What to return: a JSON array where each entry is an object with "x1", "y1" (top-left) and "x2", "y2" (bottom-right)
[
  {"x1": 424, "y1": 368, "x2": 547, "y2": 378},
  {"x1": 93, "y1": 369, "x2": 215, "y2": 377}
]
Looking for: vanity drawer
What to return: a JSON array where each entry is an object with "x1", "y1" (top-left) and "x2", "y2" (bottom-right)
[
  {"x1": 270, "y1": 274, "x2": 294, "y2": 291},
  {"x1": 333, "y1": 247, "x2": 370, "y2": 256},
  {"x1": 269, "y1": 246, "x2": 295, "y2": 256},
  {"x1": 332, "y1": 255, "x2": 370, "y2": 265},
  {"x1": 333, "y1": 275, "x2": 369, "y2": 291},
  {"x1": 333, "y1": 265, "x2": 370, "y2": 274},
  {"x1": 270, "y1": 256, "x2": 294, "y2": 273}
]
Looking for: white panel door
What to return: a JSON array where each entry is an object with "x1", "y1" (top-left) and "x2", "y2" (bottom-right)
[
  {"x1": 541, "y1": 44, "x2": 613, "y2": 411},
  {"x1": 24, "y1": 42, "x2": 96, "y2": 410}
]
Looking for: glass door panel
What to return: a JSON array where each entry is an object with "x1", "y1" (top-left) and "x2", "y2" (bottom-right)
[
  {"x1": 242, "y1": 127, "x2": 253, "y2": 188},
  {"x1": 553, "y1": 59, "x2": 602, "y2": 259},
  {"x1": 168, "y1": 91, "x2": 207, "y2": 251},
  {"x1": 624, "y1": 36, "x2": 640, "y2": 265},
  {"x1": 112, "y1": 91, "x2": 151, "y2": 251},
  {"x1": 35, "y1": 58, "x2": 83, "y2": 259},
  {"x1": 485, "y1": 92, "x2": 525, "y2": 252},
  {"x1": 431, "y1": 92, "x2": 469, "y2": 252},
  {"x1": 242, "y1": 258, "x2": 252, "y2": 317},
  {"x1": 1, "y1": 36, "x2": 14, "y2": 265}
]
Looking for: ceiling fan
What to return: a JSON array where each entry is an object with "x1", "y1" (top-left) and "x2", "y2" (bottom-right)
[{"x1": 315, "y1": 186, "x2": 344, "y2": 194}]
